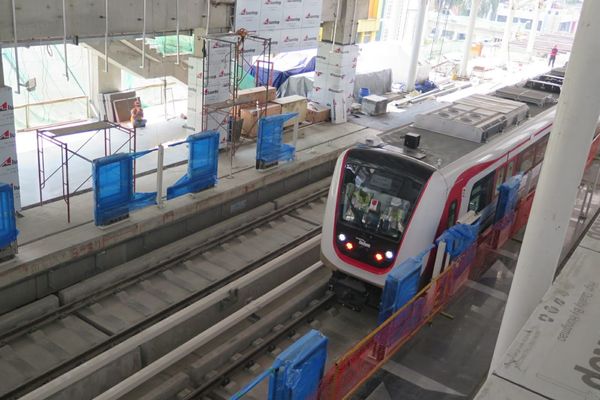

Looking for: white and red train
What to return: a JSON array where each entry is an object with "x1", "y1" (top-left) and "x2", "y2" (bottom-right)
[{"x1": 321, "y1": 79, "x2": 600, "y2": 297}]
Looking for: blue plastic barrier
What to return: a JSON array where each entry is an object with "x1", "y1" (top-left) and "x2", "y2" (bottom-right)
[
  {"x1": 268, "y1": 330, "x2": 328, "y2": 400},
  {"x1": 231, "y1": 330, "x2": 328, "y2": 400},
  {"x1": 167, "y1": 131, "x2": 219, "y2": 200},
  {"x1": 92, "y1": 152, "x2": 156, "y2": 226},
  {"x1": 495, "y1": 174, "x2": 522, "y2": 222},
  {"x1": 0, "y1": 183, "x2": 18, "y2": 249},
  {"x1": 256, "y1": 113, "x2": 298, "y2": 170},
  {"x1": 435, "y1": 223, "x2": 479, "y2": 259},
  {"x1": 378, "y1": 246, "x2": 433, "y2": 324}
]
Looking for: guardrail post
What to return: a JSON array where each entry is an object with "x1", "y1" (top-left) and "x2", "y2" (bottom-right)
[{"x1": 156, "y1": 144, "x2": 165, "y2": 208}]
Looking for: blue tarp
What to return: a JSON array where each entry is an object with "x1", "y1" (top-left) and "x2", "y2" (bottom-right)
[
  {"x1": 495, "y1": 175, "x2": 522, "y2": 222},
  {"x1": 415, "y1": 80, "x2": 437, "y2": 93},
  {"x1": 256, "y1": 113, "x2": 298, "y2": 169},
  {"x1": 92, "y1": 151, "x2": 156, "y2": 226},
  {"x1": 268, "y1": 330, "x2": 328, "y2": 400},
  {"x1": 0, "y1": 184, "x2": 18, "y2": 249},
  {"x1": 435, "y1": 223, "x2": 479, "y2": 259},
  {"x1": 251, "y1": 50, "x2": 317, "y2": 89},
  {"x1": 166, "y1": 131, "x2": 219, "y2": 200},
  {"x1": 378, "y1": 246, "x2": 433, "y2": 324}
]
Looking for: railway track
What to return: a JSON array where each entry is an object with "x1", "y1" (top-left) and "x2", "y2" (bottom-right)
[{"x1": 0, "y1": 181, "x2": 329, "y2": 399}]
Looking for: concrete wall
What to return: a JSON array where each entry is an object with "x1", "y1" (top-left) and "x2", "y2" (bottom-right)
[{"x1": 0, "y1": 159, "x2": 336, "y2": 315}]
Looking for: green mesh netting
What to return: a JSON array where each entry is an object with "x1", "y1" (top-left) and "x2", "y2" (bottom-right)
[{"x1": 149, "y1": 35, "x2": 194, "y2": 56}]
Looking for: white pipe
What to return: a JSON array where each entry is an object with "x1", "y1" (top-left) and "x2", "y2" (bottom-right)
[
  {"x1": 175, "y1": 0, "x2": 180, "y2": 65},
  {"x1": 104, "y1": 0, "x2": 109, "y2": 72},
  {"x1": 62, "y1": 0, "x2": 69, "y2": 81},
  {"x1": 499, "y1": 0, "x2": 514, "y2": 67},
  {"x1": 93, "y1": 262, "x2": 325, "y2": 399},
  {"x1": 0, "y1": 45, "x2": 4, "y2": 87},
  {"x1": 406, "y1": 0, "x2": 428, "y2": 92},
  {"x1": 331, "y1": 0, "x2": 341, "y2": 51},
  {"x1": 141, "y1": 0, "x2": 147, "y2": 69},
  {"x1": 205, "y1": 0, "x2": 211, "y2": 35},
  {"x1": 491, "y1": 0, "x2": 600, "y2": 373},
  {"x1": 156, "y1": 144, "x2": 164, "y2": 208},
  {"x1": 11, "y1": 0, "x2": 20, "y2": 94},
  {"x1": 526, "y1": 1, "x2": 542, "y2": 57},
  {"x1": 460, "y1": 0, "x2": 480, "y2": 77}
]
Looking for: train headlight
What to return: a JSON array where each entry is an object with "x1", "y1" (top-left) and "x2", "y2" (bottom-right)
[
  {"x1": 345, "y1": 242, "x2": 354, "y2": 251},
  {"x1": 374, "y1": 253, "x2": 384, "y2": 262},
  {"x1": 338, "y1": 233, "x2": 347, "y2": 242},
  {"x1": 385, "y1": 251, "x2": 394, "y2": 260}
]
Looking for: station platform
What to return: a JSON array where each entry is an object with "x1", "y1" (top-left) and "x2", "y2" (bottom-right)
[
  {"x1": 354, "y1": 159, "x2": 600, "y2": 400},
  {"x1": 1, "y1": 120, "x2": 380, "y2": 313}
]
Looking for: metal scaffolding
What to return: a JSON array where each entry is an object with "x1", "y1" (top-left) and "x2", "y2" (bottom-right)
[{"x1": 36, "y1": 121, "x2": 136, "y2": 222}]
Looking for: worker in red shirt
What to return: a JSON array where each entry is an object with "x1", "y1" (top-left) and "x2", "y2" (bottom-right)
[
  {"x1": 548, "y1": 45, "x2": 558, "y2": 68},
  {"x1": 130, "y1": 99, "x2": 146, "y2": 128}
]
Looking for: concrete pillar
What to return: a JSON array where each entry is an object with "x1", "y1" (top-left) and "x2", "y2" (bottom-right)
[
  {"x1": 526, "y1": 1, "x2": 542, "y2": 57},
  {"x1": 499, "y1": 0, "x2": 514, "y2": 67},
  {"x1": 321, "y1": 0, "x2": 368, "y2": 45},
  {"x1": 460, "y1": 0, "x2": 480, "y2": 78},
  {"x1": 406, "y1": 0, "x2": 428, "y2": 92},
  {"x1": 491, "y1": 0, "x2": 600, "y2": 372},
  {"x1": 89, "y1": 54, "x2": 121, "y2": 118}
]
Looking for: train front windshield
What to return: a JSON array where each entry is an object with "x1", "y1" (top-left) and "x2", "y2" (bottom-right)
[{"x1": 335, "y1": 149, "x2": 434, "y2": 269}]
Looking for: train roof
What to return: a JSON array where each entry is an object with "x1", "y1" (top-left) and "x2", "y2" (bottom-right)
[{"x1": 375, "y1": 86, "x2": 560, "y2": 170}]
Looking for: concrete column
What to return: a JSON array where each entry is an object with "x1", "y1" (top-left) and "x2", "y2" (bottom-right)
[
  {"x1": 460, "y1": 0, "x2": 480, "y2": 78},
  {"x1": 499, "y1": 0, "x2": 514, "y2": 67},
  {"x1": 491, "y1": 0, "x2": 600, "y2": 372},
  {"x1": 321, "y1": 0, "x2": 368, "y2": 45},
  {"x1": 89, "y1": 54, "x2": 121, "y2": 118},
  {"x1": 406, "y1": 0, "x2": 428, "y2": 92},
  {"x1": 526, "y1": 1, "x2": 542, "y2": 57}
]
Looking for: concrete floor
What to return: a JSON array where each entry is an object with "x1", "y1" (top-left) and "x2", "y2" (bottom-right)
[{"x1": 352, "y1": 159, "x2": 600, "y2": 400}]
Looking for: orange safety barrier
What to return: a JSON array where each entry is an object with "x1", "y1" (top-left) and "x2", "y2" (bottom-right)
[
  {"x1": 316, "y1": 245, "x2": 477, "y2": 400},
  {"x1": 512, "y1": 191, "x2": 535, "y2": 236}
]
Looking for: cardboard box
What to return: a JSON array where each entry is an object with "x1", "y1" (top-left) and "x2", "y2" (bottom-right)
[
  {"x1": 240, "y1": 103, "x2": 282, "y2": 137},
  {"x1": 237, "y1": 86, "x2": 277, "y2": 107},
  {"x1": 306, "y1": 102, "x2": 330, "y2": 123},
  {"x1": 271, "y1": 95, "x2": 307, "y2": 127}
]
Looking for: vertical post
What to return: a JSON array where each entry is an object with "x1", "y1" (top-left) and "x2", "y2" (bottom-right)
[
  {"x1": 292, "y1": 119, "x2": 299, "y2": 158},
  {"x1": 331, "y1": 0, "x2": 341, "y2": 50},
  {"x1": 0, "y1": 44, "x2": 4, "y2": 87},
  {"x1": 156, "y1": 144, "x2": 165, "y2": 208},
  {"x1": 491, "y1": 0, "x2": 600, "y2": 372},
  {"x1": 526, "y1": 1, "x2": 542, "y2": 57},
  {"x1": 11, "y1": 0, "x2": 20, "y2": 94},
  {"x1": 175, "y1": 0, "x2": 180, "y2": 65},
  {"x1": 62, "y1": 0, "x2": 69, "y2": 81},
  {"x1": 104, "y1": 0, "x2": 109, "y2": 72},
  {"x1": 406, "y1": 0, "x2": 428, "y2": 92},
  {"x1": 460, "y1": 0, "x2": 480, "y2": 78},
  {"x1": 499, "y1": 0, "x2": 514, "y2": 68},
  {"x1": 141, "y1": 0, "x2": 147, "y2": 69}
]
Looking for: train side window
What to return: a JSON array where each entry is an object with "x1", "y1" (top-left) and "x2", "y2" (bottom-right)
[
  {"x1": 534, "y1": 136, "x2": 549, "y2": 165},
  {"x1": 507, "y1": 160, "x2": 516, "y2": 177},
  {"x1": 518, "y1": 147, "x2": 535, "y2": 173},
  {"x1": 447, "y1": 200, "x2": 457, "y2": 228},
  {"x1": 494, "y1": 166, "x2": 506, "y2": 193},
  {"x1": 468, "y1": 172, "x2": 495, "y2": 213}
]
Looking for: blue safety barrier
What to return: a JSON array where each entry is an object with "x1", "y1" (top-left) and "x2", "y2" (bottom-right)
[
  {"x1": 256, "y1": 113, "x2": 298, "y2": 170},
  {"x1": 268, "y1": 330, "x2": 328, "y2": 400},
  {"x1": 495, "y1": 174, "x2": 522, "y2": 222},
  {"x1": 378, "y1": 246, "x2": 432, "y2": 324},
  {"x1": 435, "y1": 223, "x2": 480, "y2": 259},
  {"x1": 231, "y1": 330, "x2": 328, "y2": 400},
  {"x1": 166, "y1": 131, "x2": 219, "y2": 200},
  {"x1": 92, "y1": 151, "x2": 157, "y2": 226},
  {"x1": 0, "y1": 184, "x2": 18, "y2": 249}
]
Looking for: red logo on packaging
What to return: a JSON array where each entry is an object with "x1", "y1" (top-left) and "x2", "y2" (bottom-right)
[
  {"x1": 1, "y1": 130, "x2": 14, "y2": 139},
  {"x1": 1, "y1": 157, "x2": 16, "y2": 166}
]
